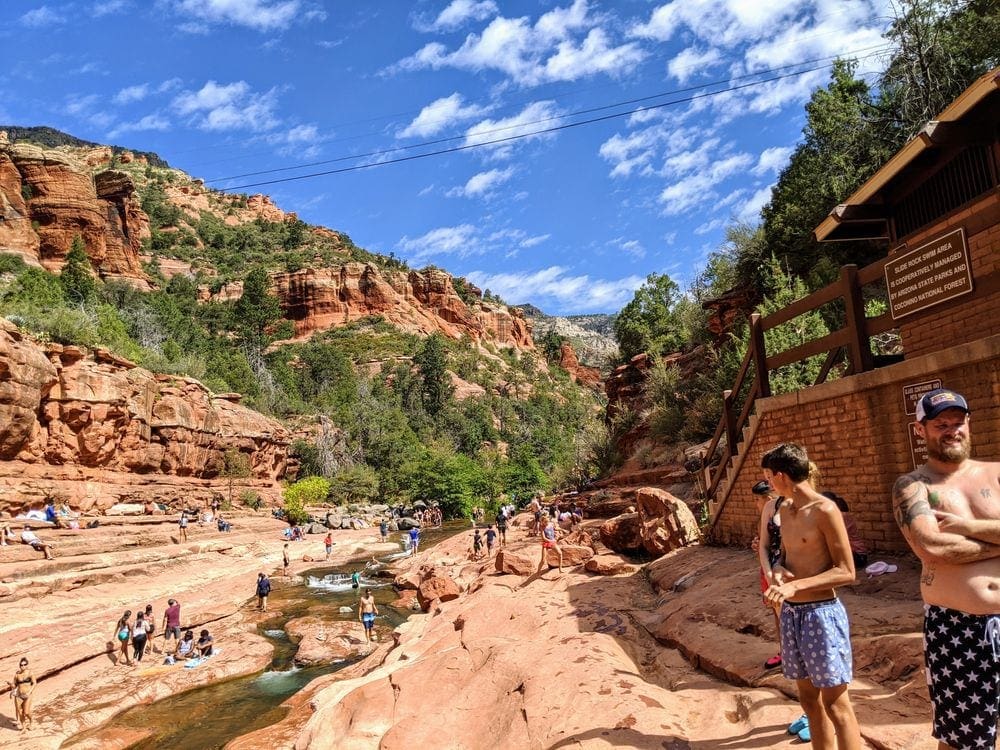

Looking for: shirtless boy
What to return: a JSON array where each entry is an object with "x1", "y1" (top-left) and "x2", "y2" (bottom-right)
[
  {"x1": 358, "y1": 588, "x2": 379, "y2": 644},
  {"x1": 892, "y1": 388, "x2": 1000, "y2": 750},
  {"x1": 761, "y1": 443, "x2": 861, "y2": 750}
]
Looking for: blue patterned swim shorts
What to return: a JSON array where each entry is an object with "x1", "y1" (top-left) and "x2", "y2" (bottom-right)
[{"x1": 780, "y1": 598, "x2": 853, "y2": 688}]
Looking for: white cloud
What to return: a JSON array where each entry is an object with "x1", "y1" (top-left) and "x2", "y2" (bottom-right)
[
  {"x1": 171, "y1": 0, "x2": 303, "y2": 32},
  {"x1": 396, "y1": 224, "x2": 480, "y2": 264},
  {"x1": 447, "y1": 167, "x2": 515, "y2": 198},
  {"x1": 466, "y1": 265, "x2": 644, "y2": 312},
  {"x1": 612, "y1": 238, "x2": 645, "y2": 259},
  {"x1": 395, "y1": 0, "x2": 644, "y2": 86},
  {"x1": 666, "y1": 46, "x2": 722, "y2": 84},
  {"x1": 694, "y1": 218, "x2": 725, "y2": 236},
  {"x1": 93, "y1": 0, "x2": 128, "y2": 16},
  {"x1": 114, "y1": 84, "x2": 150, "y2": 105},
  {"x1": 172, "y1": 81, "x2": 280, "y2": 131},
  {"x1": 463, "y1": 101, "x2": 561, "y2": 155},
  {"x1": 397, "y1": 93, "x2": 489, "y2": 139},
  {"x1": 21, "y1": 6, "x2": 65, "y2": 26},
  {"x1": 753, "y1": 145, "x2": 793, "y2": 176},
  {"x1": 107, "y1": 114, "x2": 171, "y2": 139},
  {"x1": 739, "y1": 184, "x2": 773, "y2": 222},
  {"x1": 416, "y1": 0, "x2": 498, "y2": 32}
]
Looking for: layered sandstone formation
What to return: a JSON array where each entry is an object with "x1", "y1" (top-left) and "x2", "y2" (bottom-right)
[
  {"x1": 0, "y1": 136, "x2": 150, "y2": 287},
  {"x1": 0, "y1": 320, "x2": 289, "y2": 514},
  {"x1": 558, "y1": 340, "x2": 602, "y2": 389},
  {"x1": 258, "y1": 265, "x2": 534, "y2": 348}
]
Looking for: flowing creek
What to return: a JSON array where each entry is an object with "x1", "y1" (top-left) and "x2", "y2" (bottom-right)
[{"x1": 66, "y1": 522, "x2": 465, "y2": 750}]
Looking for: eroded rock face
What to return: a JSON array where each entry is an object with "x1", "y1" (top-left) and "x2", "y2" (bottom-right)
[
  {"x1": 558, "y1": 341, "x2": 602, "y2": 389},
  {"x1": 0, "y1": 143, "x2": 150, "y2": 287},
  {"x1": 285, "y1": 617, "x2": 368, "y2": 666},
  {"x1": 0, "y1": 321, "x2": 289, "y2": 514},
  {"x1": 599, "y1": 488, "x2": 701, "y2": 557},
  {"x1": 416, "y1": 571, "x2": 461, "y2": 610}
]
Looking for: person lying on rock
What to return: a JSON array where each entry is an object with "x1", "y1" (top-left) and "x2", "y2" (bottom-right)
[{"x1": 20, "y1": 526, "x2": 54, "y2": 560}]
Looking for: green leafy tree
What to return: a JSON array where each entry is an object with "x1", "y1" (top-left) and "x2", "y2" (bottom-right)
[
  {"x1": 613, "y1": 272, "x2": 683, "y2": 360},
  {"x1": 232, "y1": 267, "x2": 282, "y2": 355},
  {"x1": 283, "y1": 476, "x2": 331, "y2": 524},
  {"x1": 328, "y1": 464, "x2": 380, "y2": 505},
  {"x1": 60, "y1": 236, "x2": 96, "y2": 303},
  {"x1": 413, "y1": 333, "x2": 453, "y2": 416}
]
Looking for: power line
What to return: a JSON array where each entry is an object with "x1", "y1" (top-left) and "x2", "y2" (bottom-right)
[
  {"x1": 217, "y1": 52, "x2": 889, "y2": 192},
  {"x1": 206, "y1": 44, "x2": 892, "y2": 185}
]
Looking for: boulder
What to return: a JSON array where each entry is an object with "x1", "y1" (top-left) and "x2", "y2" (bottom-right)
[
  {"x1": 105, "y1": 503, "x2": 144, "y2": 516},
  {"x1": 396, "y1": 517, "x2": 419, "y2": 530},
  {"x1": 391, "y1": 590, "x2": 419, "y2": 610},
  {"x1": 599, "y1": 512, "x2": 642, "y2": 553},
  {"x1": 416, "y1": 572, "x2": 461, "y2": 611},
  {"x1": 306, "y1": 523, "x2": 326, "y2": 535},
  {"x1": 585, "y1": 492, "x2": 635, "y2": 518},
  {"x1": 494, "y1": 548, "x2": 536, "y2": 576},
  {"x1": 635, "y1": 486, "x2": 701, "y2": 555},
  {"x1": 285, "y1": 617, "x2": 367, "y2": 666},
  {"x1": 585, "y1": 554, "x2": 631, "y2": 575},
  {"x1": 547, "y1": 543, "x2": 593, "y2": 568}
]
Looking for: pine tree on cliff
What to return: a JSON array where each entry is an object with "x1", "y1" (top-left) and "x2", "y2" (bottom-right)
[
  {"x1": 233, "y1": 267, "x2": 281, "y2": 359},
  {"x1": 414, "y1": 332, "x2": 453, "y2": 417},
  {"x1": 60, "y1": 235, "x2": 96, "y2": 304}
]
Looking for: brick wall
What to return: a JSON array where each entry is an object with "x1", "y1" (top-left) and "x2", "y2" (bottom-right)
[
  {"x1": 710, "y1": 334, "x2": 1000, "y2": 555},
  {"x1": 897, "y1": 190, "x2": 1000, "y2": 358}
]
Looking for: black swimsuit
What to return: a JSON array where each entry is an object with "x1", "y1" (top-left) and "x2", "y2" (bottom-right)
[{"x1": 765, "y1": 497, "x2": 784, "y2": 567}]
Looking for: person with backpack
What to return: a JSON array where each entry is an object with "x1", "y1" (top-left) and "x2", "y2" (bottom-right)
[{"x1": 256, "y1": 572, "x2": 271, "y2": 612}]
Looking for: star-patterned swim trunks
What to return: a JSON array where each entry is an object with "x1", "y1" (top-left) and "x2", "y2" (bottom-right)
[
  {"x1": 923, "y1": 604, "x2": 1000, "y2": 750},
  {"x1": 780, "y1": 598, "x2": 853, "y2": 688}
]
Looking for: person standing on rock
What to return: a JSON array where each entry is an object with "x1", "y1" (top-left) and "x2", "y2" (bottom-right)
[
  {"x1": 256, "y1": 572, "x2": 271, "y2": 612},
  {"x1": 409, "y1": 526, "x2": 420, "y2": 555},
  {"x1": 891, "y1": 388, "x2": 1000, "y2": 750},
  {"x1": 142, "y1": 604, "x2": 157, "y2": 654},
  {"x1": 162, "y1": 598, "x2": 181, "y2": 652},
  {"x1": 324, "y1": 532, "x2": 333, "y2": 561},
  {"x1": 539, "y1": 517, "x2": 564, "y2": 574},
  {"x1": 10, "y1": 657, "x2": 35, "y2": 731},
  {"x1": 178, "y1": 510, "x2": 188, "y2": 543},
  {"x1": 761, "y1": 443, "x2": 860, "y2": 750},
  {"x1": 359, "y1": 588, "x2": 379, "y2": 644},
  {"x1": 379, "y1": 519, "x2": 388, "y2": 543},
  {"x1": 484, "y1": 525, "x2": 496, "y2": 558},
  {"x1": 113, "y1": 610, "x2": 133, "y2": 666},
  {"x1": 131, "y1": 612, "x2": 149, "y2": 663},
  {"x1": 495, "y1": 511, "x2": 508, "y2": 547},
  {"x1": 282, "y1": 543, "x2": 290, "y2": 577},
  {"x1": 753, "y1": 479, "x2": 784, "y2": 671}
]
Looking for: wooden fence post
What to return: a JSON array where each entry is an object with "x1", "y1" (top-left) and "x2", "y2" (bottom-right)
[
  {"x1": 750, "y1": 313, "x2": 770, "y2": 398},
  {"x1": 841, "y1": 264, "x2": 874, "y2": 374}
]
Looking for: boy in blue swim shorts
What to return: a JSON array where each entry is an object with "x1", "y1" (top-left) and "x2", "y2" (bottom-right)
[
  {"x1": 762, "y1": 443, "x2": 861, "y2": 750},
  {"x1": 359, "y1": 588, "x2": 379, "y2": 644}
]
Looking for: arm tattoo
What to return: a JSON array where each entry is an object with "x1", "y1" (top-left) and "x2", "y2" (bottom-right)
[
  {"x1": 982, "y1": 488, "x2": 993, "y2": 500},
  {"x1": 893, "y1": 475, "x2": 933, "y2": 528},
  {"x1": 921, "y1": 568, "x2": 935, "y2": 586}
]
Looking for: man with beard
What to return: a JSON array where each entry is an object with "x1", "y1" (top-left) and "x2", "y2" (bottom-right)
[{"x1": 892, "y1": 388, "x2": 1000, "y2": 750}]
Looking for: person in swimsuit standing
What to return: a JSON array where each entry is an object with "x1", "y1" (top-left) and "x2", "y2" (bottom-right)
[
  {"x1": 359, "y1": 588, "x2": 379, "y2": 644},
  {"x1": 113, "y1": 610, "x2": 133, "y2": 666},
  {"x1": 10, "y1": 657, "x2": 35, "y2": 731},
  {"x1": 753, "y1": 479, "x2": 785, "y2": 671}
]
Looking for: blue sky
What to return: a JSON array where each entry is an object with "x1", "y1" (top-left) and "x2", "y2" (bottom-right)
[{"x1": 1, "y1": 0, "x2": 894, "y2": 314}]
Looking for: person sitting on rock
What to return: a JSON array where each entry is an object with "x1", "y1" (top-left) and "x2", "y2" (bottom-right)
[
  {"x1": 216, "y1": 515, "x2": 231, "y2": 532},
  {"x1": 20, "y1": 526, "x2": 53, "y2": 560},
  {"x1": 173, "y1": 630, "x2": 197, "y2": 660},
  {"x1": 196, "y1": 629, "x2": 213, "y2": 657}
]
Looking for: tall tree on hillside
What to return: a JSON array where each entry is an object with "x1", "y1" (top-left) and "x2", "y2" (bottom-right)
[
  {"x1": 232, "y1": 267, "x2": 281, "y2": 356},
  {"x1": 60, "y1": 235, "x2": 96, "y2": 303},
  {"x1": 613, "y1": 272, "x2": 683, "y2": 360},
  {"x1": 413, "y1": 333, "x2": 453, "y2": 417}
]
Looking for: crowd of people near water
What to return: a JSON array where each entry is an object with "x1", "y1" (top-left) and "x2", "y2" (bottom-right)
[{"x1": 109, "y1": 599, "x2": 216, "y2": 669}]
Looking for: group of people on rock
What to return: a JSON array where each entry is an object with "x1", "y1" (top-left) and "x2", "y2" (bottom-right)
[
  {"x1": 749, "y1": 387, "x2": 998, "y2": 750},
  {"x1": 110, "y1": 599, "x2": 214, "y2": 668}
]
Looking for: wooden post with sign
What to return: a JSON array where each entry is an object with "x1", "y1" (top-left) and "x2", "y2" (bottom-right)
[{"x1": 841, "y1": 264, "x2": 873, "y2": 374}]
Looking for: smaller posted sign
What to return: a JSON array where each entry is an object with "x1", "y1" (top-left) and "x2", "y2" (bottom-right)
[
  {"x1": 902, "y1": 379, "x2": 942, "y2": 415},
  {"x1": 908, "y1": 422, "x2": 929, "y2": 469},
  {"x1": 885, "y1": 228, "x2": 973, "y2": 320}
]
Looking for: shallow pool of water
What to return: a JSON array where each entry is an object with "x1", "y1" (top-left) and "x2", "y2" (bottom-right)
[{"x1": 67, "y1": 522, "x2": 463, "y2": 750}]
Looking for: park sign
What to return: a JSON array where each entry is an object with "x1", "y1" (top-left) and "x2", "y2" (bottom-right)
[{"x1": 885, "y1": 228, "x2": 973, "y2": 320}]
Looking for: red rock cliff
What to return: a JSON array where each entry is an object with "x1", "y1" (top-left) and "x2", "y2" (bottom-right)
[
  {"x1": 0, "y1": 139, "x2": 150, "y2": 288},
  {"x1": 0, "y1": 320, "x2": 289, "y2": 514}
]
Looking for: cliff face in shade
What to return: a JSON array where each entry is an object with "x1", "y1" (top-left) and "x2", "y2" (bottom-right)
[
  {"x1": 0, "y1": 137, "x2": 151, "y2": 288},
  {"x1": 0, "y1": 320, "x2": 290, "y2": 515}
]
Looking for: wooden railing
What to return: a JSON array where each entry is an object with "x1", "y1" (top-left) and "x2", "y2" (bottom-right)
[{"x1": 702, "y1": 259, "x2": 898, "y2": 505}]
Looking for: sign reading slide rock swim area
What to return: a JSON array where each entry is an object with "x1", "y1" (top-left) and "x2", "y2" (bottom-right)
[
  {"x1": 885, "y1": 228, "x2": 973, "y2": 320},
  {"x1": 907, "y1": 422, "x2": 929, "y2": 469},
  {"x1": 902, "y1": 379, "x2": 942, "y2": 415}
]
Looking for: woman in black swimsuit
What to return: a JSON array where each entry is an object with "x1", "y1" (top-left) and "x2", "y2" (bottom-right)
[
  {"x1": 753, "y1": 480, "x2": 784, "y2": 669},
  {"x1": 11, "y1": 657, "x2": 35, "y2": 730}
]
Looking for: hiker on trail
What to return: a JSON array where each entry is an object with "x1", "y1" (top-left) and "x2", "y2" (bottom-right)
[
  {"x1": 324, "y1": 532, "x2": 333, "y2": 561},
  {"x1": 178, "y1": 510, "x2": 188, "y2": 542},
  {"x1": 409, "y1": 526, "x2": 420, "y2": 554},
  {"x1": 495, "y1": 512, "x2": 507, "y2": 547},
  {"x1": 131, "y1": 612, "x2": 149, "y2": 663},
  {"x1": 484, "y1": 525, "x2": 496, "y2": 558},
  {"x1": 113, "y1": 610, "x2": 133, "y2": 666},
  {"x1": 752, "y1": 479, "x2": 784, "y2": 672},
  {"x1": 892, "y1": 388, "x2": 1000, "y2": 750},
  {"x1": 162, "y1": 599, "x2": 181, "y2": 649},
  {"x1": 10, "y1": 656, "x2": 35, "y2": 731},
  {"x1": 197, "y1": 629, "x2": 214, "y2": 657},
  {"x1": 538, "y1": 517, "x2": 563, "y2": 574},
  {"x1": 142, "y1": 604, "x2": 157, "y2": 654},
  {"x1": 283, "y1": 543, "x2": 290, "y2": 577},
  {"x1": 359, "y1": 588, "x2": 379, "y2": 644},
  {"x1": 471, "y1": 529, "x2": 483, "y2": 559},
  {"x1": 761, "y1": 443, "x2": 860, "y2": 750},
  {"x1": 256, "y1": 573, "x2": 271, "y2": 612},
  {"x1": 19, "y1": 526, "x2": 54, "y2": 560}
]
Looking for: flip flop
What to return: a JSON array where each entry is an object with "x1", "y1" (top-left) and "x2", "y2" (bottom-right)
[
  {"x1": 798, "y1": 725, "x2": 811, "y2": 743},
  {"x1": 763, "y1": 654, "x2": 782, "y2": 669},
  {"x1": 788, "y1": 715, "x2": 809, "y2": 734}
]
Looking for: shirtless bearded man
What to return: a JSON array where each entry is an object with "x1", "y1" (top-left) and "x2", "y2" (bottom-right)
[{"x1": 892, "y1": 388, "x2": 1000, "y2": 750}]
